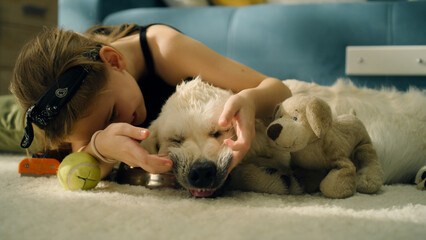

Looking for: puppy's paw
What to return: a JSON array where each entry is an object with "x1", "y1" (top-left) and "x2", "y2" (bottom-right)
[
  {"x1": 264, "y1": 167, "x2": 304, "y2": 195},
  {"x1": 228, "y1": 164, "x2": 302, "y2": 195},
  {"x1": 414, "y1": 166, "x2": 426, "y2": 190}
]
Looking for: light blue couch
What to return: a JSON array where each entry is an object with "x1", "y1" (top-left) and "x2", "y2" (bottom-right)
[{"x1": 59, "y1": 0, "x2": 426, "y2": 90}]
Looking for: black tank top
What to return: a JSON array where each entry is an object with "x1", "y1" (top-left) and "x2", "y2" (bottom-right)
[{"x1": 137, "y1": 25, "x2": 178, "y2": 128}]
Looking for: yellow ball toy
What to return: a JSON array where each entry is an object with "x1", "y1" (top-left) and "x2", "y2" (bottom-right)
[{"x1": 57, "y1": 152, "x2": 101, "y2": 190}]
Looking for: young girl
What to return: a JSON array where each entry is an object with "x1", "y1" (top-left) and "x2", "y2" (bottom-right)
[{"x1": 10, "y1": 24, "x2": 292, "y2": 179}]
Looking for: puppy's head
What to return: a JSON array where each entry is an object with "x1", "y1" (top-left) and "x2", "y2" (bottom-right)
[
  {"x1": 266, "y1": 95, "x2": 332, "y2": 152},
  {"x1": 141, "y1": 77, "x2": 235, "y2": 197}
]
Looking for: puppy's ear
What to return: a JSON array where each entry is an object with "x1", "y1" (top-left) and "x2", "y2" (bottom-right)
[
  {"x1": 305, "y1": 97, "x2": 332, "y2": 138},
  {"x1": 140, "y1": 121, "x2": 159, "y2": 154}
]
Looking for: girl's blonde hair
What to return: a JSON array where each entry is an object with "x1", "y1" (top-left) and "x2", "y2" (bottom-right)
[{"x1": 10, "y1": 24, "x2": 139, "y2": 150}]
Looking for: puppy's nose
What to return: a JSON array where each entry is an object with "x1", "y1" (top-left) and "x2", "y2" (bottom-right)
[
  {"x1": 188, "y1": 161, "x2": 217, "y2": 188},
  {"x1": 267, "y1": 123, "x2": 283, "y2": 141}
]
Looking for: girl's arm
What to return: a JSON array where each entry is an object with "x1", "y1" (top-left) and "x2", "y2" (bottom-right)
[{"x1": 146, "y1": 25, "x2": 291, "y2": 115}]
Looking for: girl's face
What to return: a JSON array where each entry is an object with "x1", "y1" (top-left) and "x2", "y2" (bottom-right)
[{"x1": 67, "y1": 64, "x2": 146, "y2": 149}]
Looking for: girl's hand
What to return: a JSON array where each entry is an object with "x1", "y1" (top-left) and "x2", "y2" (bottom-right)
[
  {"x1": 218, "y1": 93, "x2": 256, "y2": 174},
  {"x1": 93, "y1": 123, "x2": 173, "y2": 174}
]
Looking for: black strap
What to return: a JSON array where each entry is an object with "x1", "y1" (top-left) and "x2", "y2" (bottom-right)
[
  {"x1": 137, "y1": 24, "x2": 181, "y2": 128},
  {"x1": 138, "y1": 24, "x2": 182, "y2": 78},
  {"x1": 139, "y1": 25, "x2": 156, "y2": 79}
]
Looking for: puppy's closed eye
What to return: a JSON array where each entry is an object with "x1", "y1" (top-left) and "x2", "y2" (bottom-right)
[
  {"x1": 169, "y1": 136, "x2": 185, "y2": 145},
  {"x1": 209, "y1": 128, "x2": 232, "y2": 139},
  {"x1": 210, "y1": 131, "x2": 222, "y2": 138}
]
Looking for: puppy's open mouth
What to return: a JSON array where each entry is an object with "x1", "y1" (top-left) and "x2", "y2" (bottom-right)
[{"x1": 189, "y1": 188, "x2": 217, "y2": 197}]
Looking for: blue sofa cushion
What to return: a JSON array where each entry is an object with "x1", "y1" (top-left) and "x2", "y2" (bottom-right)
[
  {"x1": 104, "y1": 2, "x2": 426, "y2": 90},
  {"x1": 105, "y1": 7, "x2": 236, "y2": 57}
]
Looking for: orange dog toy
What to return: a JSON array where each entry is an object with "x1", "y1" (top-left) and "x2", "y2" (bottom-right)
[{"x1": 19, "y1": 153, "x2": 60, "y2": 177}]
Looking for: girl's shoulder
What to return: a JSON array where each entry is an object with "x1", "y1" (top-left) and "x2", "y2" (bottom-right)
[{"x1": 144, "y1": 24, "x2": 183, "y2": 42}]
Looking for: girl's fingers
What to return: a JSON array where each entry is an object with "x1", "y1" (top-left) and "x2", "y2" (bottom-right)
[
  {"x1": 223, "y1": 118, "x2": 253, "y2": 175},
  {"x1": 124, "y1": 127, "x2": 150, "y2": 141},
  {"x1": 224, "y1": 138, "x2": 246, "y2": 151},
  {"x1": 219, "y1": 98, "x2": 239, "y2": 127},
  {"x1": 143, "y1": 154, "x2": 173, "y2": 174},
  {"x1": 144, "y1": 154, "x2": 173, "y2": 168},
  {"x1": 124, "y1": 140, "x2": 173, "y2": 173},
  {"x1": 128, "y1": 154, "x2": 172, "y2": 174},
  {"x1": 108, "y1": 123, "x2": 150, "y2": 141},
  {"x1": 227, "y1": 151, "x2": 245, "y2": 175},
  {"x1": 224, "y1": 119, "x2": 251, "y2": 152},
  {"x1": 218, "y1": 110, "x2": 233, "y2": 127}
]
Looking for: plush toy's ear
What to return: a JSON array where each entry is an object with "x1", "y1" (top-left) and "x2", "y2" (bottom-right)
[
  {"x1": 140, "y1": 121, "x2": 159, "y2": 154},
  {"x1": 305, "y1": 97, "x2": 332, "y2": 138}
]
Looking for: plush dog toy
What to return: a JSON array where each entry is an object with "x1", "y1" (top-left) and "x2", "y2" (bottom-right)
[{"x1": 266, "y1": 95, "x2": 384, "y2": 198}]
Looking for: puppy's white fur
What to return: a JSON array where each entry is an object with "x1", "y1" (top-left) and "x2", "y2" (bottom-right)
[
  {"x1": 284, "y1": 79, "x2": 426, "y2": 184},
  {"x1": 141, "y1": 77, "x2": 295, "y2": 196}
]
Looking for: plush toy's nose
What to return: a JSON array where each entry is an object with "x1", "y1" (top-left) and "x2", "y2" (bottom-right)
[{"x1": 267, "y1": 123, "x2": 283, "y2": 141}]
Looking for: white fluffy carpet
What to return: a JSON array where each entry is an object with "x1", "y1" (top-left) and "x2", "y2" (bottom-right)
[
  {"x1": 1, "y1": 154, "x2": 425, "y2": 240},
  {"x1": 1, "y1": 79, "x2": 425, "y2": 239}
]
